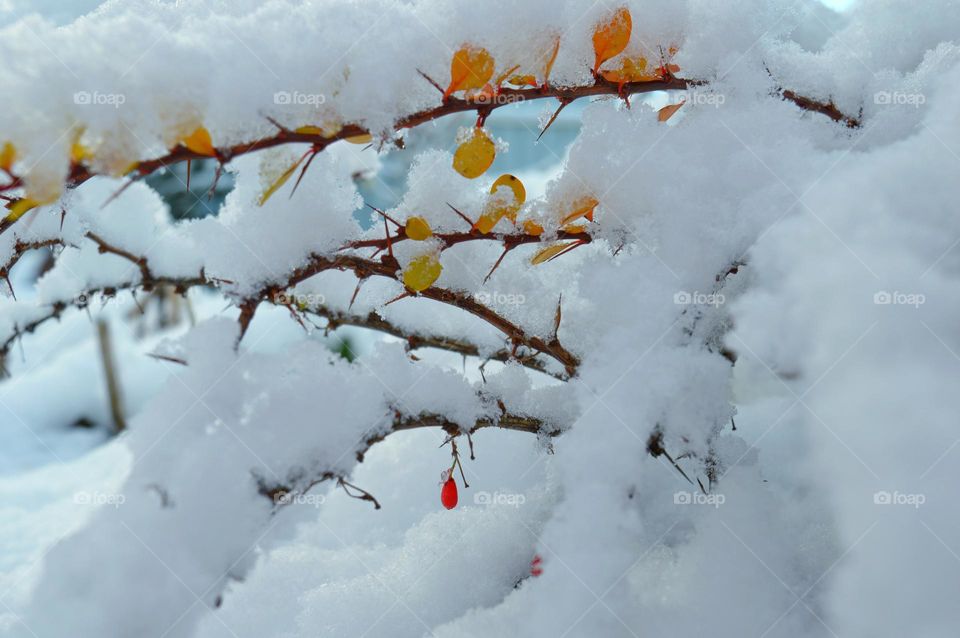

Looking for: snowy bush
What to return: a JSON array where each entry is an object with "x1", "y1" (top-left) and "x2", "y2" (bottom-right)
[{"x1": 0, "y1": 0, "x2": 958, "y2": 636}]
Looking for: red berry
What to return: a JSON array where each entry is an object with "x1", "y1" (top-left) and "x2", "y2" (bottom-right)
[
  {"x1": 440, "y1": 477, "x2": 458, "y2": 509},
  {"x1": 530, "y1": 554, "x2": 543, "y2": 577}
]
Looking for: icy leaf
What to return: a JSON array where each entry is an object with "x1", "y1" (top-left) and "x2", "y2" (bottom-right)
[
  {"x1": 405, "y1": 216, "x2": 433, "y2": 241},
  {"x1": 403, "y1": 254, "x2": 443, "y2": 292},
  {"x1": 181, "y1": 126, "x2": 216, "y2": 156},
  {"x1": 5, "y1": 197, "x2": 49, "y2": 223},
  {"x1": 523, "y1": 219, "x2": 544, "y2": 236},
  {"x1": 592, "y1": 7, "x2": 632, "y2": 74},
  {"x1": 531, "y1": 241, "x2": 577, "y2": 265},
  {"x1": 0, "y1": 143, "x2": 15, "y2": 172},
  {"x1": 444, "y1": 45, "x2": 495, "y2": 99},
  {"x1": 258, "y1": 154, "x2": 307, "y2": 206},
  {"x1": 658, "y1": 100, "x2": 685, "y2": 122},
  {"x1": 560, "y1": 196, "x2": 599, "y2": 225},
  {"x1": 475, "y1": 174, "x2": 525, "y2": 233},
  {"x1": 507, "y1": 74, "x2": 538, "y2": 87},
  {"x1": 600, "y1": 57, "x2": 660, "y2": 85},
  {"x1": 453, "y1": 128, "x2": 496, "y2": 179}
]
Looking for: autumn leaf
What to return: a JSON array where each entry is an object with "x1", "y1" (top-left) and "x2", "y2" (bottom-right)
[
  {"x1": 403, "y1": 254, "x2": 443, "y2": 292},
  {"x1": 405, "y1": 216, "x2": 433, "y2": 240},
  {"x1": 258, "y1": 153, "x2": 308, "y2": 206},
  {"x1": 345, "y1": 132, "x2": 373, "y2": 145},
  {"x1": 543, "y1": 35, "x2": 561, "y2": 85},
  {"x1": 531, "y1": 241, "x2": 578, "y2": 265},
  {"x1": 453, "y1": 128, "x2": 496, "y2": 179},
  {"x1": 592, "y1": 7, "x2": 632, "y2": 75},
  {"x1": 444, "y1": 45, "x2": 495, "y2": 100},
  {"x1": 4, "y1": 194, "x2": 56, "y2": 223},
  {"x1": 522, "y1": 219, "x2": 544, "y2": 236},
  {"x1": 181, "y1": 126, "x2": 216, "y2": 157},
  {"x1": 658, "y1": 100, "x2": 685, "y2": 122},
  {"x1": 560, "y1": 196, "x2": 599, "y2": 226},
  {"x1": 474, "y1": 174, "x2": 526, "y2": 233},
  {"x1": 0, "y1": 143, "x2": 15, "y2": 173},
  {"x1": 600, "y1": 57, "x2": 661, "y2": 87}
]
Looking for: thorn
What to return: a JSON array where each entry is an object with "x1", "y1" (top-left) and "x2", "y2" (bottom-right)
[
  {"x1": 264, "y1": 116, "x2": 290, "y2": 133},
  {"x1": 538, "y1": 98, "x2": 571, "y2": 141},
  {"x1": 290, "y1": 149, "x2": 319, "y2": 199},
  {"x1": 384, "y1": 291, "x2": 412, "y2": 307},
  {"x1": 546, "y1": 239, "x2": 586, "y2": 263},
  {"x1": 146, "y1": 352, "x2": 188, "y2": 365},
  {"x1": 348, "y1": 279, "x2": 364, "y2": 311},
  {"x1": 553, "y1": 294, "x2": 562, "y2": 338},
  {"x1": 3, "y1": 275, "x2": 14, "y2": 300},
  {"x1": 59, "y1": 208, "x2": 66, "y2": 232},
  {"x1": 186, "y1": 159, "x2": 192, "y2": 192},
  {"x1": 416, "y1": 69, "x2": 444, "y2": 95},
  {"x1": 365, "y1": 203, "x2": 402, "y2": 228},
  {"x1": 207, "y1": 162, "x2": 224, "y2": 200},
  {"x1": 446, "y1": 203, "x2": 474, "y2": 228},
  {"x1": 101, "y1": 178, "x2": 139, "y2": 209},
  {"x1": 483, "y1": 246, "x2": 511, "y2": 283}
]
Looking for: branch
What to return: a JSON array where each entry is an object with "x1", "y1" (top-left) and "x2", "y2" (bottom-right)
[
  {"x1": 258, "y1": 409, "x2": 558, "y2": 507},
  {"x1": 0, "y1": 75, "x2": 858, "y2": 238}
]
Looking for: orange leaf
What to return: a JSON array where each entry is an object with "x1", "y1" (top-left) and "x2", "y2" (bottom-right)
[
  {"x1": 592, "y1": 7, "x2": 632, "y2": 75},
  {"x1": 658, "y1": 100, "x2": 685, "y2": 122},
  {"x1": 453, "y1": 128, "x2": 496, "y2": 179},
  {"x1": 543, "y1": 36, "x2": 561, "y2": 85},
  {"x1": 258, "y1": 154, "x2": 307, "y2": 206},
  {"x1": 522, "y1": 220, "x2": 544, "y2": 236},
  {"x1": 475, "y1": 174, "x2": 526, "y2": 233},
  {"x1": 0, "y1": 143, "x2": 15, "y2": 173},
  {"x1": 600, "y1": 57, "x2": 661, "y2": 86},
  {"x1": 181, "y1": 126, "x2": 216, "y2": 157},
  {"x1": 444, "y1": 45, "x2": 495, "y2": 99},
  {"x1": 531, "y1": 241, "x2": 578, "y2": 265},
  {"x1": 560, "y1": 196, "x2": 599, "y2": 226}
]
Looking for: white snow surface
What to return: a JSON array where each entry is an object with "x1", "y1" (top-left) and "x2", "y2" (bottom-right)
[{"x1": 0, "y1": 1, "x2": 958, "y2": 637}]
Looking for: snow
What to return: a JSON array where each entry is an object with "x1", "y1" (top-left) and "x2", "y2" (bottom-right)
[{"x1": 0, "y1": 0, "x2": 958, "y2": 637}]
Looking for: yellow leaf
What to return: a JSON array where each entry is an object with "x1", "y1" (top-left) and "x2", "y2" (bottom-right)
[
  {"x1": 71, "y1": 142, "x2": 91, "y2": 164},
  {"x1": 258, "y1": 154, "x2": 307, "y2": 206},
  {"x1": 658, "y1": 100, "x2": 685, "y2": 122},
  {"x1": 523, "y1": 219, "x2": 544, "y2": 236},
  {"x1": 542, "y1": 35, "x2": 561, "y2": 85},
  {"x1": 4, "y1": 195, "x2": 55, "y2": 223},
  {"x1": 600, "y1": 57, "x2": 661, "y2": 85},
  {"x1": 402, "y1": 254, "x2": 443, "y2": 292},
  {"x1": 507, "y1": 74, "x2": 538, "y2": 87},
  {"x1": 453, "y1": 128, "x2": 496, "y2": 179},
  {"x1": 405, "y1": 216, "x2": 433, "y2": 240},
  {"x1": 593, "y1": 7, "x2": 632, "y2": 75},
  {"x1": 560, "y1": 196, "x2": 599, "y2": 226},
  {"x1": 531, "y1": 241, "x2": 577, "y2": 265},
  {"x1": 295, "y1": 125, "x2": 325, "y2": 136},
  {"x1": 474, "y1": 174, "x2": 526, "y2": 233},
  {"x1": 445, "y1": 45, "x2": 495, "y2": 99},
  {"x1": 0, "y1": 143, "x2": 16, "y2": 173},
  {"x1": 345, "y1": 132, "x2": 373, "y2": 145},
  {"x1": 181, "y1": 126, "x2": 216, "y2": 157}
]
